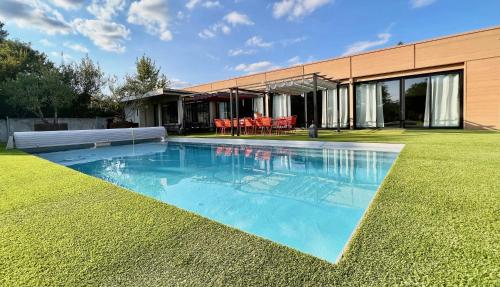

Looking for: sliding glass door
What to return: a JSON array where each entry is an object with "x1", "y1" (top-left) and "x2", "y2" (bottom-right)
[
  {"x1": 355, "y1": 80, "x2": 400, "y2": 128},
  {"x1": 405, "y1": 73, "x2": 461, "y2": 128},
  {"x1": 428, "y1": 73, "x2": 460, "y2": 127},
  {"x1": 321, "y1": 86, "x2": 349, "y2": 128},
  {"x1": 272, "y1": 94, "x2": 291, "y2": 118},
  {"x1": 355, "y1": 71, "x2": 461, "y2": 129},
  {"x1": 380, "y1": 80, "x2": 401, "y2": 127},
  {"x1": 404, "y1": 77, "x2": 428, "y2": 128}
]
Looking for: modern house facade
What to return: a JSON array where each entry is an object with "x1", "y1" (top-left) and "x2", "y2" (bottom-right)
[{"x1": 126, "y1": 26, "x2": 500, "y2": 131}]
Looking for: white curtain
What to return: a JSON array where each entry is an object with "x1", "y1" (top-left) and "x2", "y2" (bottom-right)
[
  {"x1": 252, "y1": 97, "x2": 264, "y2": 116},
  {"x1": 356, "y1": 83, "x2": 383, "y2": 127},
  {"x1": 424, "y1": 74, "x2": 460, "y2": 127},
  {"x1": 376, "y1": 84, "x2": 384, "y2": 128},
  {"x1": 321, "y1": 86, "x2": 349, "y2": 128},
  {"x1": 218, "y1": 102, "x2": 227, "y2": 119},
  {"x1": 272, "y1": 94, "x2": 291, "y2": 117}
]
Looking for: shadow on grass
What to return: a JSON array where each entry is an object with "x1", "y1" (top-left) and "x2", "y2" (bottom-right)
[{"x1": 0, "y1": 144, "x2": 26, "y2": 156}]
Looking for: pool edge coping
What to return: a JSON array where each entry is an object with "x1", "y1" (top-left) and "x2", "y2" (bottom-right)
[{"x1": 167, "y1": 137, "x2": 405, "y2": 153}]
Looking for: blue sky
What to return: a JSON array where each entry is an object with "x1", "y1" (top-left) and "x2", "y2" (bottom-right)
[{"x1": 0, "y1": 0, "x2": 499, "y2": 88}]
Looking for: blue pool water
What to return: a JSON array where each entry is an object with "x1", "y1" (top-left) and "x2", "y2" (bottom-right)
[{"x1": 38, "y1": 141, "x2": 398, "y2": 263}]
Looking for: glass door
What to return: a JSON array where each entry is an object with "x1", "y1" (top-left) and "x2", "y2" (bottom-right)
[{"x1": 404, "y1": 77, "x2": 428, "y2": 128}]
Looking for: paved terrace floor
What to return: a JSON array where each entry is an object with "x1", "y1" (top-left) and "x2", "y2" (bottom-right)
[{"x1": 1, "y1": 129, "x2": 499, "y2": 286}]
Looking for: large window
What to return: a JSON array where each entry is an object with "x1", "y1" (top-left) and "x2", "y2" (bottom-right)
[
  {"x1": 321, "y1": 85, "x2": 349, "y2": 128},
  {"x1": 185, "y1": 102, "x2": 209, "y2": 126},
  {"x1": 162, "y1": 102, "x2": 178, "y2": 124},
  {"x1": 404, "y1": 77, "x2": 428, "y2": 128},
  {"x1": 355, "y1": 71, "x2": 461, "y2": 128},
  {"x1": 218, "y1": 102, "x2": 229, "y2": 119},
  {"x1": 355, "y1": 81, "x2": 400, "y2": 128},
  {"x1": 428, "y1": 73, "x2": 460, "y2": 127},
  {"x1": 380, "y1": 80, "x2": 401, "y2": 127},
  {"x1": 272, "y1": 94, "x2": 291, "y2": 118}
]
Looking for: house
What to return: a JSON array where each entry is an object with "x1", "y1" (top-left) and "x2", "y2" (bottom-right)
[{"x1": 125, "y1": 26, "x2": 500, "y2": 132}]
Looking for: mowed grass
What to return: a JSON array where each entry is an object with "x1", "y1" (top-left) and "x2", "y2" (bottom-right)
[{"x1": 1, "y1": 129, "x2": 499, "y2": 286}]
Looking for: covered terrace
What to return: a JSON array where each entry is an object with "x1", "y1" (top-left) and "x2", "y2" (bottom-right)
[{"x1": 183, "y1": 73, "x2": 346, "y2": 136}]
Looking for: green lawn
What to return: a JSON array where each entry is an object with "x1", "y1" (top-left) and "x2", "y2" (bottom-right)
[{"x1": 1, "y1": 130, "x2": 499, "y2": 286}]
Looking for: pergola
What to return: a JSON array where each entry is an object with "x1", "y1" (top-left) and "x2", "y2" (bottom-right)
[{"x1": 184, "y1": 73, "x2": 341, "y2": 136}]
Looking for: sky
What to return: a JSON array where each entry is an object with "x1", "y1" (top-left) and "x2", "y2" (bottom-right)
[{"x1": 0, "y1": 0, "x2": 499, "y2": 88}]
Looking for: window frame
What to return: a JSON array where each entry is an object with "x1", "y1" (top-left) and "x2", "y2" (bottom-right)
[{"x1": 353, "y1": 69, "x2": 463, "y2": 129}]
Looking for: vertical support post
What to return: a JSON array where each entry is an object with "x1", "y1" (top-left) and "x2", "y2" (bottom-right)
[
  {"x1": 313, "y1": 74, "x2": 318, "y2": 126},
  {"x1": 229, "y1": 88, "x2": 234, "y2": 136},
  {"x1": 235, "y1": 88, "x2": 240, "y2": 136},
  {"x1": 336, "y1": 83, "x2": 341, "y2": 133},
  {"x1": 304, "y1": 92, "x2": 308, "y2": 127},
  {"x1": 179, "y1": 97, "x2": 185, "y2": 134},
  {"x1": 265, "y1": 92, "x2": 270, "y2": 117},
  {"x1": 158, "y1": 103, "x2": 163, "y2": 127}
]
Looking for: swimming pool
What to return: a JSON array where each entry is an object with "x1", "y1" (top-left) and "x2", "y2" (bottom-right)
[{"x1": 38, "y1": 140, "x2": 400, "y2": 263}]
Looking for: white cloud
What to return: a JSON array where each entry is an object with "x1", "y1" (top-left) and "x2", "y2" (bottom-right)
[
  {"x1": 87, "y1": 0, "x2": 126, "y2": 21},
  {"x1": 39, "y1": 38, "x2": 55, "y2": 47},
  {"x1": 202, "y1": 1, "x2": 221, "y2": 8},
  {"x1": 234, "y1": 61, "x2": 279, "y2": 74},
  {"x1": 228, "y1": 48, "x2": 255, "y2": 56},
  {"x1": 170, "y1": 78, "x2": 191, "y2": 88},
  {"x1": 128, "y1": 0, "x2": 172, "y2": 41},
  {"x1": 50, "y1": 0, "x2": 85, "y2": 10},
  {"x1": 198, "y1": 23, "x2": 230, "y2": 39},
  {"x1": 245, "y1": 36, "x2": 273, "y2": 48},
  {"x1": 198, "y1": 28, "x2": 216, "y2": 39},
  {"x1": 186, "y1": 0, "x2": 221, "y2": 9},
  {"x1": 223, "y1": 11, "x2": 254, "y2": 26},
  {"x1": 0, "y1": 0, "x2": 72, "y2": 35},
  {"x1": 280, "y1": 36, "x2": 307, "y2": 46},
  {"x1": 273, "y1": 0, "x2": 331, "y2": 20},
  {"x1": 287, "y1": 56, "x2": 302, "y2": 66},
  {"x1": 342, "y1": 33, "x2": 391, "y2": 56},
  {"x1": 64, "y1": 42, "x2": 89, "y2": 53},
  {"x1": 186, "y1": 0, "x2": 200, "y2": 9},
  {"x1": 73, "y1": 18, "x2": 130, "y2": 53},
  {"x1": 410, "y1": 0, "x2": 437, "y2": 8}
]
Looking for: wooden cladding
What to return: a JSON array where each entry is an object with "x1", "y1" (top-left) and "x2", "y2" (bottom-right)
[
  {"x1": 465, "y1": 57, "x2": 500, "y2": 129},
  {"x1": 416, "y1": 28, "x2": 500, "y2": 68},
  {"x1": 351, "y1": 45, "x2": 415, "y2": 77},
  {"x1": 304, "y1": 57, "x2": 350, "y2": 79}
]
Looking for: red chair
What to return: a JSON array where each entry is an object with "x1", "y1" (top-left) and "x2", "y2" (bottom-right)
[
  {"x1": 272, "y1": 117, "x2": 287, "y2": 135},
  {"x1": 214, "y1": 119, "x2": 225, "y2": 135},
  {"x1": 284, "y1": 115, "x2": 297, "y2": 133},
  {"x1": 255, "y1": 117, "x2": 264, "y2": 134},
  {"x1": 233, "y1": 118, "x2": 240, "y2": 133},
  {"x1": 243, "y1": 118, "x2": 255, "y2": 135},
  {"x1": 223, "y1": 119, "x2": 231, "y2": 134},
  {"x1": 260, "y1": 117, "x2": 272, "y2": 135}
]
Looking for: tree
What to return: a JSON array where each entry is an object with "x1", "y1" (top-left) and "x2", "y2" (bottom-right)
[
  {"x1": 0, "y1": 21, "x2": 8, "y2": 42},
  {"x1": 60, "y1": 55, "x2": 107, "y2": 114},
  {"x1": 0, "y1": 24, "x2": 53, "y2": 117},
  {"x1": 112, "y1": 54, "x2": 170, "y2": 120},
  {"x1": 2, "y1": 68, "x2": 76, "y2": 124}
]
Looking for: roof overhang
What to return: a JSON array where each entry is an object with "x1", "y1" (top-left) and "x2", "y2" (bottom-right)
[
  {"x1": 266, "y1": 75, "x2": 338, "y2": 94},
  {"x1": 121, "y1": 88, "x2": 192, "y2": 102}
]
